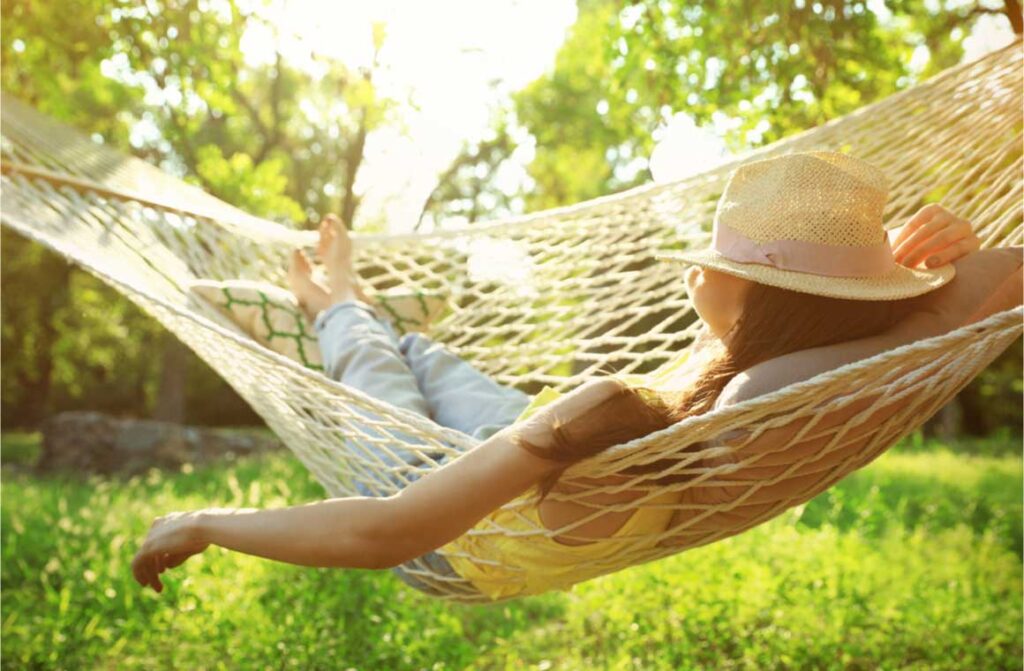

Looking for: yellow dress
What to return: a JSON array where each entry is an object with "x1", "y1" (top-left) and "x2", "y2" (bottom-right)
[{"x1": 437, "y1": 346, "x2": 700, "y2": 600}]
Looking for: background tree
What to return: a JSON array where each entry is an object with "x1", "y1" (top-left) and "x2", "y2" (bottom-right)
[
  {"x1": 424, "y1": 0, "x2": 1021, "y2": 217},
  {"x1": 1, "y1": 0, "x2": 1018, "y2": 435},
  {"x1": 1, "y1": 0, "x2": 397, "y2": 427}
]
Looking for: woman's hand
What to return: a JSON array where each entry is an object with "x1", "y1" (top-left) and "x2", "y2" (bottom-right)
[
  {"x1": 131, "y1": 510, "x2": 213, "y2": 593},
  {"x1": 891, "y1": 204, "x2": 981, "y2": 269}
]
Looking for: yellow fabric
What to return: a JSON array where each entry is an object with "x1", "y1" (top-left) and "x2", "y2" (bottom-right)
[{"x1": 439, "y1": 346, "x2": 699, "y2": 600}]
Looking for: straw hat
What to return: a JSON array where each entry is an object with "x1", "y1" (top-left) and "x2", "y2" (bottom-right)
[{"x1": 657, "y1": 151, "x2": 956, "y2": 300}]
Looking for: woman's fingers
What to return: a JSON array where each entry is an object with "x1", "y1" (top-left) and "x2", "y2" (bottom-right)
[
  {"x1": 131, "y1": 550, "x2": 157, "y2": 592},
  {"x1": 131, "y1": 550, "x2": 165, "y2": 593},
  {"x1": 131, "y1": 518, "x2": 176, "y2": 593},
  {"x1": 892, "y1": 208, "x2": 956, "y2": 261},
  {"x1": 899, "y1": 219, "x2": 974, "y2": 268},
  {"x1": 152, "y1": 556, "x2": 164, "y2": 592},
  {"x1": 132, "y1": 511, "x2": 211, "y2": 594},
  {"x1": 164, "y1": 552, "x2": 192, "y2": 569},
  {"x1": 891, "y1": 204, "x2": 939, "y2": 250},
  {"x1": 893, "y1": 205, "x2": 976, "y2": 268}
]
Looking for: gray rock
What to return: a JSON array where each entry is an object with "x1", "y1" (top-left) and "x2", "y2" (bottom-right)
[{"x1": 37, "y1": 411, "x2": 282, "y2": 475}]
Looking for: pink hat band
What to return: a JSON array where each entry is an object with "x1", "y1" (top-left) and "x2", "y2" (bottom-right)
[{"x1": 713, "y1": 220, "x2": 897, "y2": 278}]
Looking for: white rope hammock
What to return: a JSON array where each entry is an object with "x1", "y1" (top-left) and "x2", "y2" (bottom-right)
[{"x1": 1, "y1": 40, "x2": 1021, "y2": 603}]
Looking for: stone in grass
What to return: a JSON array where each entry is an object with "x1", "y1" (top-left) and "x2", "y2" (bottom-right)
[{"x1": 37, "y1": 411, "x2": 283, "y2": 475}]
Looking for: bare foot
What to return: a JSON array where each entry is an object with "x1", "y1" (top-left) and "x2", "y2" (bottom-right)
[
  {"x1": 287, "y1": 249, "x2": 331, "y2": 320},
  {"x1": 318, "y1": 215, "x2": 376, "y2": 307},
  {"x1": 317, "y1": 214, "x2": 351, "y2": 266}
]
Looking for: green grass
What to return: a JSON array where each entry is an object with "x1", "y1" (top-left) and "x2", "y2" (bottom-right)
[
  {"x1": 2, "y1": 431, "x2": 41, "y2": 466},
  {"x1": 1, "y1": 432, "x2": 1021, "y2": 670}
]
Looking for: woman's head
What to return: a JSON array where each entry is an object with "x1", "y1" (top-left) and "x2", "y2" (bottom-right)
[
  {"x1": 666, "y1": 270, "x2": 928, "y2": 419},
  {"x1": 662, "y1": 152, "x2": 956, "y2": 302}
]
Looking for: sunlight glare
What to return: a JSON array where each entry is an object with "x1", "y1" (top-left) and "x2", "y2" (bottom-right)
[
  {"x1": 461, "y1": 236, "x2": 537, "y2": 296},
  {"x1": 239, "y1": 0, "x2": 576, "y2": 234},
  {"x1": 649, "y1": 113, "x2": 731, "y2": 183}
]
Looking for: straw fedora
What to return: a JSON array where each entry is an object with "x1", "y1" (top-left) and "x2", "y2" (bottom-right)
[{"x1": 656, "y1": 151, "x2": 956, "y2": 300}]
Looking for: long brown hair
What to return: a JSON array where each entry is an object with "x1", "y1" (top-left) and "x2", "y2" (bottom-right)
[{"x1": 516, "y1": 280, "x2": 926, "y2": 499}]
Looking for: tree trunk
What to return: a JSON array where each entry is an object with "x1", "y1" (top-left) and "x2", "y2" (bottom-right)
[
  {"x1": 152, "y1": 332, "x2": 187, "y2": 423},
  {"x1": 8, "y1": 248, "x2": 71, "y2": 428},
  {"x1": 954, "y1": 384, "x2": 990, "y2": 436},
  {"x1": 339, "y1": 114, "x2": 368, "y2": 230},
  {"x1": 1005, "y1": 0, "x2": 1023, "y2": 35},
  {"x1": 924, "y1": 397, "x2": 964, "y2": 441},
  {"x1": 14, "y1": 255, "x2": 71, "y2": 427}
]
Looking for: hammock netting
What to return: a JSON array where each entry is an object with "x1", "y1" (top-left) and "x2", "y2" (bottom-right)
[{"x1": 2, "y1": 41, "x2": 1021, "y2": 603}]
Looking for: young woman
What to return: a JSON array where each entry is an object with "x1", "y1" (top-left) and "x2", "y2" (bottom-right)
[{"x1": 131, "y1": 152, "x2": 1023, "y2": 599}]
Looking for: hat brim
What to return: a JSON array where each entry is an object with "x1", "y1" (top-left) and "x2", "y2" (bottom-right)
[{"x1": 656, "y1": 248, "x2": 955, "y2": 300}]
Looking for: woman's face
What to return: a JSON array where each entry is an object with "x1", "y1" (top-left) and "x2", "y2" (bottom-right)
[{"x1": 683, "y1": 265, "x2": 755, "y2": 340}]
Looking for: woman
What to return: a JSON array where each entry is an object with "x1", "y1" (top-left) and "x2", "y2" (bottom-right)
[{"x1": 131, "y1": 152, "x2": 1023, "y2": 600}]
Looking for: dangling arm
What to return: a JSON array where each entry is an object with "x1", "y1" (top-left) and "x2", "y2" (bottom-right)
[{"x1": 130, "y1": 378, "x2": 625, "y2": 593}]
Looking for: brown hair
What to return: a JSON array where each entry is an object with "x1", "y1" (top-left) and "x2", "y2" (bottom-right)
[{"x1": 515, "y1": 281, "x2": 927, "y2": 499}]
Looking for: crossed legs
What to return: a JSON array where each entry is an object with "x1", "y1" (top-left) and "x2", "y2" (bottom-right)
[
  {"x1": 313, "y1": 297, "x2": 531, "y2": 446},
  {"x1": 291, "y1": 215, "x2": 531, "y2": 447}
]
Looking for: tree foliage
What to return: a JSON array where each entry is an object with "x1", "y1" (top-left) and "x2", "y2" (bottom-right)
[
  {"x1": 0, "y1": 0, "x2": 398, "y2": 427},
  {"x1": 0, "y1": 0, "x2": 1019, "y2": 433},
  {"x1": 424, "y1": 0, "x2": 1020, "y2": 217}
]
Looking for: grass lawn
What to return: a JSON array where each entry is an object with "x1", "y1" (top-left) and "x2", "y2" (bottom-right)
[{"x1": 2, "y1": 430, "x2": 1021, "y2": 670}]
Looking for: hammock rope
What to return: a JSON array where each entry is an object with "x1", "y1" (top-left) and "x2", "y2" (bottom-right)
[{"x1": 2, "y1": 40, "x2": 1021, "y2": 602}]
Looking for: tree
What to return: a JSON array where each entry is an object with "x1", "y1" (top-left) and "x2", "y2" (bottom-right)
[
  {"x1": 0, "y1": 0, "x2": 399, "y2": 427},
  {"x1": 424, "y1": 0, "x2": 1021, "y2": 218}
]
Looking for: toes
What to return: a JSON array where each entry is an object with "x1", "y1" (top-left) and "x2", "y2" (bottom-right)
[
  {"x1": 289, "y1": 249, "x2": 311, "y2": 275},
  {"x1": 317, "y1": 218, "x2": 336, "y2": 251},
  {"x1": 322, "y1": 214, "x2": 340, "y2": 237}
]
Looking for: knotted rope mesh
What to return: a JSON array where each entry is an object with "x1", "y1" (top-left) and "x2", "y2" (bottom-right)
[{"x1": 1, "y1": 40, "x2": 1021, "y2": 602}]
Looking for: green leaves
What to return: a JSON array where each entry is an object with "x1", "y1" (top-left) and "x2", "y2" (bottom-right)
[
  {"x1": 427, "y1": 0, "x2": 1010, "y2": 220},
  {"x1": 192, "y1": 144, "x2": 304, "y2": 221},
  {"x1": 1, "y1": 0, "x2": 407, "y2": 428}
]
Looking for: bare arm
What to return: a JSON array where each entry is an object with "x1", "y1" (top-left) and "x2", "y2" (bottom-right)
[
  {"x1": 718, "y1": 246, "x2": 1023, "y2": 407},
  {"x1": 717, "y1": 205, "x2": 997, "y2": 406},
  {"x1": 132, "y1": 378, "x2": 625, "y2": 591},
  {"x1": 965, "y1": 263, "x2": 1023, "y2": 325},
  {"x1": 193, "y1": 427, "x2": 553, "y2": 570}
]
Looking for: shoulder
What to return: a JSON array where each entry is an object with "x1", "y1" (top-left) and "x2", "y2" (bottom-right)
[
  {"x1": 513, "y1": 377, "x2": 629, "y2": 442},
  {"x1": 912, "y1": 246, "x2": 1023, "y2": 329},
  {"x1": 559, "y1": 377, "x2": 631, "y2": 411},
  {"x1": 715, "y1": 365, "x2": 798, "y2": 410}
]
